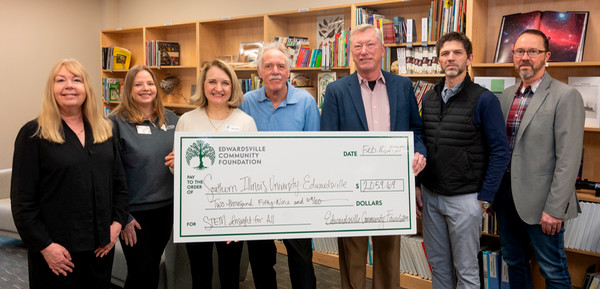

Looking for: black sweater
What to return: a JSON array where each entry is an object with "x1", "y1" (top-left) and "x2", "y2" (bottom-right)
[{"x1": 11, "y1": 120, "x2": 128, "y2": 252}]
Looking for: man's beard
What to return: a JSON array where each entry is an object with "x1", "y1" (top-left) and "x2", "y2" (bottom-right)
[
  {"x1": 517, "y1": 60, "x2": 543, "y2": 79},
  {"x1": 444, "y1": 66, "x2": 463, "y2": 77}
]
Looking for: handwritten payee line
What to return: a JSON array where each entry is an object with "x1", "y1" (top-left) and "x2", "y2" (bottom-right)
[
  {"x1": 206, "y1": 205, "x2": 353, "y2": 210},
  {"x1": 204, "y1": 190, "x2": 353, "y2": 196}
]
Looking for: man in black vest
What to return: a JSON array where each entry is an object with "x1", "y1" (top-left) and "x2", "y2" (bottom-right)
[{"x1": 417, "y1": 32, "x2": 510, "y2": 289}]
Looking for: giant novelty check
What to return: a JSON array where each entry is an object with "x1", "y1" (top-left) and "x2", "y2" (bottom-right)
[{"x1": 174, "y1": 132, "x2": 417, "y2": 242}]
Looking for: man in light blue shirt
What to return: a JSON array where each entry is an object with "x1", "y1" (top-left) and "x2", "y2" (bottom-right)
[
  {"x1": 240, "y1": 57, "x2": 320, "y2": 131},
  {"x1": 240, "y1": 42, "x2": 319, "y2": 289}
]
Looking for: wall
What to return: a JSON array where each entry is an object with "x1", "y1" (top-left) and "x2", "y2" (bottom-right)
[
  {"x1": 0, "y1": 0, "x2": 358, "y2": 169},
  {"x1": 0, "y1": 0, "x2": 103, "y2": 169},
  {"x1": 103, "y1": 0, "x2": 358, "y2": 29}
]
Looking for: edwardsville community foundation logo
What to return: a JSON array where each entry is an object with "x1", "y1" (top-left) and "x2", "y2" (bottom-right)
[{"x1": 185, "y1": 140, "x2": 215, "y2": 170}]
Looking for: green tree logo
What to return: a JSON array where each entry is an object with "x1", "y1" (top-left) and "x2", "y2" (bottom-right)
[{"x1": 185, "y1": 140, "x2": 216, "y2": 170}]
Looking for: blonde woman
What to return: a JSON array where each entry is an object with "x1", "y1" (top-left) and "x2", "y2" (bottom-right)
[
  {"x1": 11, "y1": 59, "x2": 128, "y2": 289},
  {"x1": 166, "y1": 59, "x2": 256, "y2": 289},
  {"x1": 110, "y1": 65, "x2": 178, "y2": 289}
]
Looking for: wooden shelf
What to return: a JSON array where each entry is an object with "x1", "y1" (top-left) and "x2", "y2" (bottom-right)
[
  {"x1": 102, "y1": 70, "x2": 129, "y2": 73},
  {"x1": 275, "y1": 241, "x2": 432, "y2": 289},
  {"x1": 472, "y1": 62, "x2": 600, "y2": 68},
  {"x1": 385, "y1": 41, "x2": 437, "y2": 48},
  {"x1": 585, "y1": 127, "x2": 600, "y2": 133},
  {"x1": 402, "y1": 73, "x2": 444, "y2": 78},
  {"x1": 291, "y1": 67, "x2": 350, "y2": 71},
  {"x1": 147, "y1": 66, "x2": 197, "y2": 70},
  {"x1": 103, "y1": 101, "x2": 121, "y2": 106},
  {"x1": 578, "y1": 190, "x2": 600, "y2": 203}
]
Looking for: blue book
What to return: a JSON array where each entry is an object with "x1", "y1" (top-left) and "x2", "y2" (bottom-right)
[
  {"x1": 500, "y1": 255, "x2": 510, "y2": 289},
  {"x1": 488, "y1": 249, "x2": 501, "y2": 289}
]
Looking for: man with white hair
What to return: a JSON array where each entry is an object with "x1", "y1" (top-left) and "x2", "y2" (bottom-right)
[
  {"x1": 321, "y1": 24, "x2": 426, "y2": 289},
  {"x1": 240, "y1": 42, "x2": 320, "y2": 289}
]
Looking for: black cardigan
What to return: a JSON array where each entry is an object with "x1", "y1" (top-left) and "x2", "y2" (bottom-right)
[{"x1": 11, "y1": 119, "x2": 128, "y2": 252}]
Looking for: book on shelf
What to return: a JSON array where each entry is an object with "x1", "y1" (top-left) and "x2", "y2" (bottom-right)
[
  {"x1": 582, "y1": 265, "x2": 599, "y2": 289},
  {"x1": 394, "y1": 16, "x2": 405, "y2": 43},
  {"x1": 274, "y1": 36, "x2": 309, "y2": 69},
  {"x1": 405, "y1": 19, "x2": 416, "y2": 44},
  {"x1": 102, "y1": 46, "x2": 131, "y2": 71},
  {"x1": 290, "y1": 72, "x2": 312, "y2": 87},
  {"x1": 482, "y1": 250, "x2": 490, "y2": 289},
  {"x1": 590, "y1": 276, "x2": 600, "y2": 289},
  {"x1": 317, "y1": 72, "x2": 337, "y2": 110},
  {"x1": 145, "y1": 41, "x2": 180, "y2": 67},
  {"x1": 473, "y1": 77, "x2": 517, "y2": 98},
  {"x1": 102, "y1": 78, "x2": 124, "y2": 102},
  {"x1": 487, "y1": 249, "x2": 502, "y2": 289},
  {"x1": 103, "y1": 106, "x2": 113, "y2": 117},
  {"x1": 564, "y1": 201, "x2": 600, "y2": 253},
  {"x1": 357, "y1": 0, "x2": 467, "y2": 44},
  {"x1": 312, "y1": 237, "x2": 338, "y2": 255},
  {"x1": 500, "y1": 256, "x2": 510, "y2": 289},
  {"x1": 158, "y1": 41, "x2": 180, "y2": 66},
  {"x1": 427, "y1": 0, "x2": 467, "y2": 42},
  {"x1": 397, "y1": 46, "x2": 440, "y2": 75},
  {"x1": 494, "y1": 10, "x2": 589, "y2": 63},
  {"x1": 412, "y1": 80, "x2": 435, "y2": 115},
  {"x1": 109, "y1": 83, "x2": 121, "y2": 101},
  {"x1": 569, "y1": 77, "x2": 600, "y2": 128},
  {"x1": 239, "y1": 74, "x2": 262, "y2": 94},
  {"x1": 399, "y1": 235, "x2": 431, "y2": 280}
]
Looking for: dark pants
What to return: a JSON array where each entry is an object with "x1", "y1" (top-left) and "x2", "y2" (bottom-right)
[
  {"x1": 247, "y1": 240, "x2": 277, "y2": 289},
  {"x1": 28, "y1": 249, "x2": 114, "y2": 289},
  {"x1": 247, "y1": 239, "x2": 316, "y2": 289},
  {"x1": 284, "y1": 239, "x2": 316, "y2": 289},
  {"x1": 186, "y1": 241, "x2": 243, "y2": 289},
  {"x1": 120, "y1": 205, "x2": 173, "y2": 289},
  {"x1": 495, "y1": 173, "x2": 571, "y2": 289}
]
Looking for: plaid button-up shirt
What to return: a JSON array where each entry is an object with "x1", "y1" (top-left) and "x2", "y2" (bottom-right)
[{"x1": 506, "y1": 83, "x2": 534, "y2": 153}]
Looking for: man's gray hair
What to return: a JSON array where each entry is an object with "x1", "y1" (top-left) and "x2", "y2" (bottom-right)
[
  {"x1": 256, "y1": 42, "x2": 292, "y2": 71},
  {"x1": 349, "y1": 24, "x2": 383, "y2": 46}
]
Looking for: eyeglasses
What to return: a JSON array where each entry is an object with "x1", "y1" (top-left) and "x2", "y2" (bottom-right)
[{"x1": 512, "y1": 49, "x2": 547, "y2": 58}]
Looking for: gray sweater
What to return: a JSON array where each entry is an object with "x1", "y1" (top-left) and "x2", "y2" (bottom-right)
[{"x1": 110, "y1": 110, "x2": 179, "y2": 213}]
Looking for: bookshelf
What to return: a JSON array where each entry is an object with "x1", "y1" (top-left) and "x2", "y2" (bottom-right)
[
  {"x1": 100, "y1": 0, "x2": 600, "y2": 287},
  {"x1": 275, "y1": 240, "x2": 433, "y2": 289}
]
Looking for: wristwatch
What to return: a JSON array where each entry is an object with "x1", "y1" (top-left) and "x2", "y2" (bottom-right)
[{"x1": 481, "y1": 201, "x2": 491, "y2": 209}]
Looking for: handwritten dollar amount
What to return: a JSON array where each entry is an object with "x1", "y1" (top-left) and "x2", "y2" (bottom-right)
[{"x1": 356, "y1": 179, "x2": 404, "y2": 192}]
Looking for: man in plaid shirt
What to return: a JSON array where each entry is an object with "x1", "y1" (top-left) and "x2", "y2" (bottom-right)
[{"x1": 495, "y1": 29, "x2": 585, "y2": 289}]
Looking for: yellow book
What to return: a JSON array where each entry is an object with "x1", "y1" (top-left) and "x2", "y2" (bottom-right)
[{"x1": 112, "y1": 47, "x2": 132, "y2": 70}]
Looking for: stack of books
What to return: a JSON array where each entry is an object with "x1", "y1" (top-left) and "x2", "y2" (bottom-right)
[
  {"x1": 145, "y1": 41, "x2": 180, "y2": 67},
  {"x1": 102, "y1": 77, "x2": 124, "y2": 102},
  {"x1": 356, "y1": 0, "x2": 467, "y2": 44},
  {"x1": 102, "y1": 46, "x2": 131, "y2": 71},
  {"x1": 239, "y1": 74, "x2": 261, "y2": 94}
]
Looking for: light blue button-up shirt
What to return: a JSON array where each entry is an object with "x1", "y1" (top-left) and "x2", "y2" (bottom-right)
[{"x1": 240, "y1": 82, "x2": 320, "y2": 132}]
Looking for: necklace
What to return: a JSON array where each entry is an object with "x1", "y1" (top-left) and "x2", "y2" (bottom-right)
[
  {"x1": 76, "y1": 128, "x2": 84, "y2": 135},
  {"x1": 207, "y1": 108, "x2": 232, "y2": 132}
]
